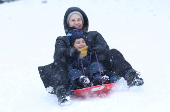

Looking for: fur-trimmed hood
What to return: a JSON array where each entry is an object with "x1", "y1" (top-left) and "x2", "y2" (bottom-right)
[{"x1": 63, "y1": 7, "x2": 89, "y2": 34}]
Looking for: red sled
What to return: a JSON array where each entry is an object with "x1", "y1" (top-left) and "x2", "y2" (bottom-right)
[{"x1": 72, "y1": 81, "x2": 116, "y2": 98}]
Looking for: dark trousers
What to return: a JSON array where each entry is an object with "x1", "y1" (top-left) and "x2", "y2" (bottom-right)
[
  {"x1": 38, "y1": 49, "x2": 132, "y2": 93},
  {"x1": 38, "y1": 61, "x2": 69, "y2": 94},
  {"x1": 103, "y1": 49, "x2": 132, "y2": 78},
  {"x1": 68, "y1": 62, "x2": 104, "y2": 84}
]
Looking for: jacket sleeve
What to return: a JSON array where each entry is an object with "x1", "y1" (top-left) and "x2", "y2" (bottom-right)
[
  {"x1": 53, "y1": 36, "x2": 68, "y2": 63},
  {"x1": 88, "y1": 31, "x2": 110, "y2": 55}
]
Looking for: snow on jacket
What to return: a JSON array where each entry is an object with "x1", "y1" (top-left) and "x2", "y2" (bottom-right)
[{"x1": 53, "y1": 7, "x2": 110, "y2": 64}]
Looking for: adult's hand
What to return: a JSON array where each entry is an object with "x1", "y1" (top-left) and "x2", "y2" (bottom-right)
[{"x1": 91, "y1": 49, "x2": 106, "y2": 61}]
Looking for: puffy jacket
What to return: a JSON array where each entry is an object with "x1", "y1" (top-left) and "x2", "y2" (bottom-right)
[{"x1": 54, "y1": 7, "x2": 110, "y2": 64}]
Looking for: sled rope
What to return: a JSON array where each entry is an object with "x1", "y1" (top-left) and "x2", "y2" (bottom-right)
[
  {"x1": 80, "y1": 58, "x2": 86, "y2": 76},
  {"x1": 94, "y1": 51, "x2": 103, "y2": 84},
  {"x1": 78, "y1": 53, "x2": 91, "y2": 71},
  {"x1": 80, "y1": 53, "x2": 92, "y2": 88},
  {"x1": 78, "y1": 59, "x2": 81, "y2": 71}
]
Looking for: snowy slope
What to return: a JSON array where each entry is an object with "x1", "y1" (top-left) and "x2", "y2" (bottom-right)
[{"x1": 0, "y1": 0, "x2": 170, "y2": 112}]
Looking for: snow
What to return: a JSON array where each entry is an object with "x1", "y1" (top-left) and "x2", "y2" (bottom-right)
[{"x1": 0, "y1": 0, "x2": 170, "y2": 111}]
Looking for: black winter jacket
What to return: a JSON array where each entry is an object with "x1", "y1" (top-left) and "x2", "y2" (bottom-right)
[
  {"x1": 54, "y1": 7, "x2": 110, "y2": 64},
  {"x1": 53, "y1": 31, "x2": 110, "y2": 64}
]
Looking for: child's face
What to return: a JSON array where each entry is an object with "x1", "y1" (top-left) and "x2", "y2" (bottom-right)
[{"x1": 73, "y1": 38, "x2": 86, "y2": 49}]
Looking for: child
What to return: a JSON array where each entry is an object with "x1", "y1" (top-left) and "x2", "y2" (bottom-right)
[{"x1": 66, "y1": 29, "x2": 109, "y2": 91}]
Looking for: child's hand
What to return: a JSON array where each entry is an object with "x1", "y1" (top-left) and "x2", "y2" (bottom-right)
[{"x1": 65, "y1": 47, "x2": 80, "y2": 59}]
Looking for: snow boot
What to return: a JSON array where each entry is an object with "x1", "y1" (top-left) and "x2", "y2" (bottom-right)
[
  {"x1": 92, "y1": 74, "x2": 110, "y2": 86},
  {"x1": 125, "y1": 69, "x2": 144, "y2": 87},
  {"x1": 77, "y1": 76, "x2": 90, "y2": 88},
  {"x1": 109, "y1": 76, "x2": 118, "y2": 83},
  {"x1": 55, "y1": 86, "x2": 71, "y2": 105},
  {"x1": 92, "y1": 73, "x2": 102, "y2": 86},
  {"x1": 102, "y1": 75, "x2": 110, "y2": 84}
]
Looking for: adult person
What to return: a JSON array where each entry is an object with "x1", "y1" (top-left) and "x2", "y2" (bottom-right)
[{"x1": 38, "y1": 7, "x2": 144, "y2": 105}]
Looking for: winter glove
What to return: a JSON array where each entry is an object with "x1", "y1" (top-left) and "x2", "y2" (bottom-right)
[
  {"x1": 110, "y1": 76, "x2": 118, "y2": 83},
  {"x1": 91, "y1": 50, "x2": 106, "y2": 62},
  {"x1": 65, "y1": 47, "x2": 80, "y2": 59},
  {"x1": 92, "y1": 46, "x2": 105, "y2": 55},
  {"x1": 97, "y1": 54, "x2": 106, "y2": 61}
]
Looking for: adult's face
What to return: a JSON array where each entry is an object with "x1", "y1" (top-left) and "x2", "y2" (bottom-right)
[{"x1": 68, "y1": 14, "x2": 83, "y2": 29}]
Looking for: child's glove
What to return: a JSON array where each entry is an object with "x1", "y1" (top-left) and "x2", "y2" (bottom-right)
[
  {"x1": 65, "y1": 47, "x2": 80, "y2": 59},
  {"x1": 110, "y1": 76, "x2": 118, "y2": 83}
]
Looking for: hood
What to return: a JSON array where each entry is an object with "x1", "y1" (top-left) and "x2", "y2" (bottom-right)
[{"x1": 63, "y1": 7, "x2": 89, "y2": 34}]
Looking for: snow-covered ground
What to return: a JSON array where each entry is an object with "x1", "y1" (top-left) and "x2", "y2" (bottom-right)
[{"x1": 0, "y1": 0, "x2": 170, "y2": 112}]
